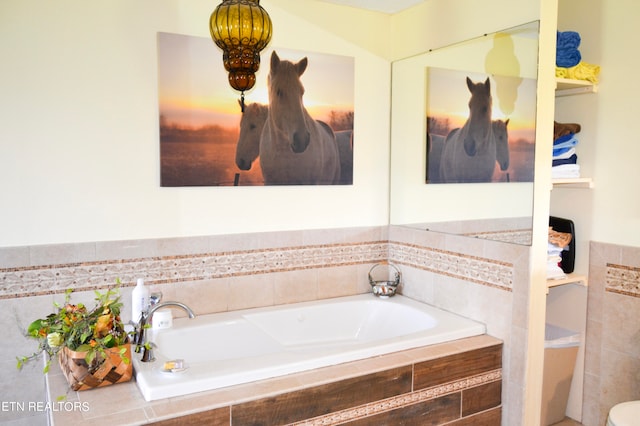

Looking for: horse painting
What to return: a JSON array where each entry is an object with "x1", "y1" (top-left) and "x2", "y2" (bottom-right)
[
  {"x1": 235, "y1": 101, "x2": 268, "y2": 171},
  {"x1": 439, "y1": 76, "x2": 498, "y2": 183},
  {"x1": 259, "y1": 51, "x2": 341, "y2": 185}
]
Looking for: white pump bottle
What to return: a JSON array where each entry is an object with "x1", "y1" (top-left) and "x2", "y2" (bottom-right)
[{"x1": 131, "y1": 278, "x2": 150, "y2": 322}]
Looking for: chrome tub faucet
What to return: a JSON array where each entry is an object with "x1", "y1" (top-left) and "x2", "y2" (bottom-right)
[{"x1": 134, "y1": 299, "x2": 196, "y2": 362}]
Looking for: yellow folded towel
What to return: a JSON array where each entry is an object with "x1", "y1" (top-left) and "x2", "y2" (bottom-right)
[{"x1": 556, "y1": 61, "x2": 601, "y2": 83}]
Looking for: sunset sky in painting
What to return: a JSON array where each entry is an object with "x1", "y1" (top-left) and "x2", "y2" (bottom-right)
[{"x1": 157, "y1": 32, "x2": 355, "y2": 129}]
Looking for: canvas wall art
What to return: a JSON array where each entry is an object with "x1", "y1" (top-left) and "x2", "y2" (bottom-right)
[{"x1": 157, "y1": 32, "x2": 354, "y2": 186}]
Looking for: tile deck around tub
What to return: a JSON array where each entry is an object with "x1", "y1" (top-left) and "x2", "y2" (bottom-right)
[{"x1": 46, "y1": 334, "x2": 502, "y2": 426}]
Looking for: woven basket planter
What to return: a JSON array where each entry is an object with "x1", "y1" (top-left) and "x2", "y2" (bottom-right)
[{"x1": 58, "y1": 343, "x2": 132, "y2": 391}]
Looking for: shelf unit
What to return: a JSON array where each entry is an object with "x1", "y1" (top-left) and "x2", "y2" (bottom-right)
[
  {"x1": 546, "y1": 73, "x2": 597, "y2": 422},
  {"x1": 553, "y1": 78, "x2": 597, "y2": 191}
]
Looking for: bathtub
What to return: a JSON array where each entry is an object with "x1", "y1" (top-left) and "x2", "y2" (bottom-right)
[{"x1": 132, "y1": 294, "x2": 486, "y2": 401}]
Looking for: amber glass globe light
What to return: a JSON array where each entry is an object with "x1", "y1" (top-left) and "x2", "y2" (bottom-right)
[{"x1": 209, "y1": 0, "x2": 273, "y2": 92}]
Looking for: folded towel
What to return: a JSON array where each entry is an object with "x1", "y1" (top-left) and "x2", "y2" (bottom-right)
[
  {"x1": 547, "y1": 252, "x2": 567, "y2": 279},
  {"x1": 557, "y1": 48, "x2": 582, "y2": 68},
  {"x1": 554, "y1": 121, "x2": 581, "y2": 140},
  {"x1": 557, "y1": 31, "x2": 581, "y2": 50},
  {"x1": 547, "y1": 243, "x2": 564, "y2": 260},
  {"x1": 547, "y1": 262, "x2": 567, "y2": 280},
  {"x1": 553, "y1": 147, "x2": 576, "y2": 160},
  {"x1": 556, "y1": 31, "x2": 582, "y2": 68},
  {"x1": 553, "y1": 154, "x2": 578, "y2": 167},
  {"x1": 553, "y1": 132, "x2": 577, "y2": 146},
  {"x1": 552, "y1": 164, "x2": 580, "y2": 179},
  {"x1": 549, "y1": 229, "x2": 572, "y2": 248},
  {"x1": 552, "y1": 134, "x2": 579, "y2": 156},
  {"x1": 556, "y1": 61, "x2": 601, "y2": 84}
]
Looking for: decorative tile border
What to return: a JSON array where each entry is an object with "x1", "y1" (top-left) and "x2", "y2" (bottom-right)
[
  {"x1": 0, "y1": 242, "x2": 389, "y2": 299},
  {"x1": 463, "y1": 229, "x2": 532, "y2": 246},
  {"x1": 389, "y1": 241, "x2": 513, "y2": 291},
  {"x1": 0, "y1": 238, "x2": 515, "y2": 299},
  {"x1": 289, "y1": 369, "x2": 502, "y2": 425},
  {"x1": 606, "y1": 263, "x2": 640, "y2": 297}
]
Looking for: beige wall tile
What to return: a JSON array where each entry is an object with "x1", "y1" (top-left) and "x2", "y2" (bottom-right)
[{"x1": 272, "y1": 269, "x2": 318, "y2": 305}]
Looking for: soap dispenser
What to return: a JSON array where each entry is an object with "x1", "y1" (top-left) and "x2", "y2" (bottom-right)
[{"x1": 131, "y1": 278, "x2": 150, "y2": 322}]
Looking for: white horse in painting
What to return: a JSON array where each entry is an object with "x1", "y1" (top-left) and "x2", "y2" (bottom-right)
[
  {"x1": 439, "y1": 118, "x2": 510, "y2": 183},
  {"x1": 235, "y1": 101, "x2": 353, "y2": 184},
  {"x1": 235, "y1": 101, "x2": 268, "y2": 171},
  {"x1": 440, "y1": 77, "x2": 499, "y2": 183},
  {"x1": 429, "y1": 118, "x2": 508, "y2": 183},
  {"x1": 492, "y1": 118, "x2": 510, "y2": 174},
  {"x1": 259, "y1": 51, "x2": 341, "y2": 185},
  {"x1": 335, "y1": 129, "x2": 353, "y2": 184},
  {"x1": 316, "y1": 121, "x2": 353, "y2": 184}
]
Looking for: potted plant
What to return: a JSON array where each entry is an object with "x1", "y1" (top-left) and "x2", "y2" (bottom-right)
[{"x1": 17, "y1": 284, "x2": 132, "y2": 391}]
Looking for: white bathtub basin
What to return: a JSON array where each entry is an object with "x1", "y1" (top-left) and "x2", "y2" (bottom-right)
[{"x1": 132, "y1": 294, "x2": 485, "y2": 401}]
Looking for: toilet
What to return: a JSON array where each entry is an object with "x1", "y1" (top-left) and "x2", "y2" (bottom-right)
[{"x1": 607, "y1": 401, "x2": 640, "y2": 426}]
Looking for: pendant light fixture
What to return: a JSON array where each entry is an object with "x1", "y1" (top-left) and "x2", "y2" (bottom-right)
[{"x1": 209, "y1": 0, "x2": 273, "y2": 110}]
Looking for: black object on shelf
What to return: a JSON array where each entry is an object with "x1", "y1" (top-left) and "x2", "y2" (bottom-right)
[{"x1": 549, "y1": 216, "x2": 575, "y2": 273}]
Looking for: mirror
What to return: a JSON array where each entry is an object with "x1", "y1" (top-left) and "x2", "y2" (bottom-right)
[{"x1": 389, "y1": 21, "x2": 539, "y2": 245}]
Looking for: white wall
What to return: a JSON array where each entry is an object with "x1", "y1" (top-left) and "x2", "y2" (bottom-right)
[{"x1": 0, "y1": 0, "x2": 391, "y2": 247}]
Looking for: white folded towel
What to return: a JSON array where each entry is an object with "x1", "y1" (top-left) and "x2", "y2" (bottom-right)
[{"x1": 552, "y1": 164, "x2": 580, "y2": 179}]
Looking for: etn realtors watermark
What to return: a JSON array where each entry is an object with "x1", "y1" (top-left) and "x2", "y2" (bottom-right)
[{"x1": 2, "y1": 400, "x2": 90, "y2": 412}]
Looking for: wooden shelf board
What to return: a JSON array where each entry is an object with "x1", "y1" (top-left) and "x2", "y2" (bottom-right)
[
  {"x1": 555, "y1": 78, "x2": 598, "y2": 96},
  {"x1": 547, "y1": 273, "x2": 588, "y2": 291},
  {"x1": 552, "y1": 177, "x2": 594, "y2": 188}
]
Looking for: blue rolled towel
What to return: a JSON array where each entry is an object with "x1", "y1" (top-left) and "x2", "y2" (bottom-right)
[
  {"x1": 557, "y1": 31, "x2": 581, "y2": 49},
  {"x1": 556, "y1": 31, "x2": 582, "y2": 67},
  {"x1": 557, "y1": 48, "x2": 582, "y2": 67}
]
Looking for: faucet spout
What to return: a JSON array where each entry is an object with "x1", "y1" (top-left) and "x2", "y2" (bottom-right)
[
  {"x1": 148, "y1": 301, "x2": 196, "y2": 320},
  {"x1": 134, "y1": 301, "x2": 196, "y2": 362}
]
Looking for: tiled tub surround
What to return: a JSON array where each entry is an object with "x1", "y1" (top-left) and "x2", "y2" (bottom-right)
[
  {"x1": 1, "y1": 226, "x2": 517, "y2": 425},
  {"x1": 388, "y1": 225, "x2": 530, "y2": 426},
  {"x1": 45, "y1": 335, "x2": 502, "y2": 425},
  {"x1": 582, "y1": 242, "x2": 640, "y2": 426}
]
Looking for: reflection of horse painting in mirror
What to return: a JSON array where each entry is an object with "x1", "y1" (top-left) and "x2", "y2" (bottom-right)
[
  {"x1": 259, "y1": 51, "x2": 341, "y2": 185},
  {"x1": 440, "y1": 77, "x2": 499, "y2": 183},
  {"x1": 429, "y1": 117, "x2": 509, "y2": 183},
  {"x1": 426, "y1": 68, "x2": 536, "y2": 184}
]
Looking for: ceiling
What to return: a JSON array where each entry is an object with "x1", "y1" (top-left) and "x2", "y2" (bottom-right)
[{"x1": 313, "y1": 0, "x2": 426, "y2": 14}]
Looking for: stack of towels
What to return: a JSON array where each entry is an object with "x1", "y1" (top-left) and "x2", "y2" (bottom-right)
[
  {"x1": 556, "y1": 30, "x2": 601, "y2": 83},
  {"x1": 553, "y1": 121, "x2": 581, "y2": 179},
  {"x1": 548, "y1": 227, "x2": 573, "y2": 279}
]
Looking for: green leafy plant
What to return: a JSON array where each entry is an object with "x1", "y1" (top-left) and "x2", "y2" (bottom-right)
[{"x1": 17, "y1": 283, "x2": 130, "y2": 374}]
